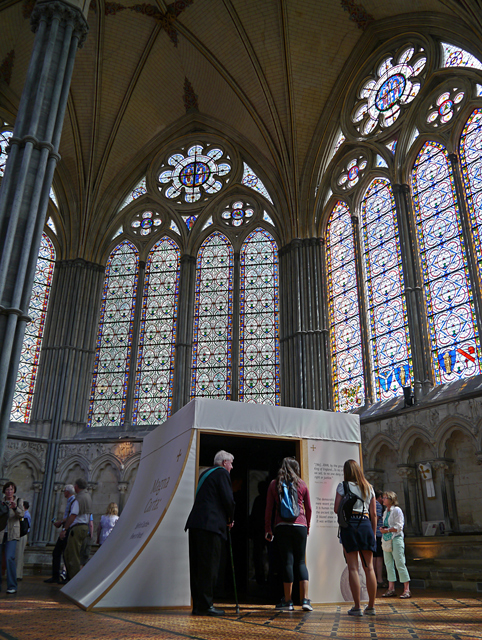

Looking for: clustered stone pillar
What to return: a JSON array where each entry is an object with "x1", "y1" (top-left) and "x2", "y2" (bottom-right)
[
  {"x1": 279, "y1": 239, "x2": 327, "y2": 409},
  {"x1": 31, "y1": 259, "x2": 104, "y2": 543},
  {"x1": 0, "y1": 0, "x2": 89, "y2": 467},
  {"x1": 172, "y1": 254, "x2": 196, "y2": 412}
]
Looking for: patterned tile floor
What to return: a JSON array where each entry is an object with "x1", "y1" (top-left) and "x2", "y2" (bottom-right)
[{"x1": 1, "y1": 578, "x2": 481, "y2": 640}]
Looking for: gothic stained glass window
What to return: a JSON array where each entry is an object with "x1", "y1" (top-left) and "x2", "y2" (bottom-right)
[
  {"x1": 10, "y1": 233, "x2": 55, "y2": 422},
  {"x1": 88, "y1": 241, "x2": 139, "y2": 427},
  {"x1": 239, "y1": 228, "x2": 280, "y2": 404},
  {"x1": 412, "y1": 141, "x2": 482, "y2": 383},
  {"x1": 360, "y1": 179, "x2": 412, "y2": 400},
  {"x1": 133, "y1": 237, "x2": 180, "y2": 426},
  {"x1": 191, "y1": 232, "x2": 233, "y2": 399},
  {"x1": 460, "y1": 109, "x2": 482, "y2": 284},
  {"x1": 326, "y1": 201, "x2": 365, "y2": 411}
]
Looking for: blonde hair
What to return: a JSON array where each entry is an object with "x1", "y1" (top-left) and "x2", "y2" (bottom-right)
[
  {"x1": 343, "y1": 459, "x2": 371, "y2": 501},
  {"x1": 106, "y1": 502, "x2": 118, "y2": 515},
  {"x1": 383, "y1": 491, "x2": 399, "y2": 506}
]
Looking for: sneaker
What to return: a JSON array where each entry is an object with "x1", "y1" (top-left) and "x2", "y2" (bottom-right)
[
  {"x1": 276, "y1": 598, "x2": 294, "y2": 611},
  {"x1": 6, "y1": 588, "x2": 17, "y2": 594},
  {"x1": 302, "y1": 598, "x2": 313, "y2": 611},
  {"x1": 347, "y1": 607, "x2": 363, "y2": 616},
  {"x1": 364, "y1": 606, "x2": 376, "y2": 616}
]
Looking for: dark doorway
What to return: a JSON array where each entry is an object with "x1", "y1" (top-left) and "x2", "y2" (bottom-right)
[{"x1": 199, "y1": 432, "x2": 298, "y2": 603}]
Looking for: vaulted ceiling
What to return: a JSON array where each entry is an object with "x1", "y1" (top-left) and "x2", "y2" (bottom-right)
[{"x1": 0, "y1": 0, "x2": 476, "y2": 258}]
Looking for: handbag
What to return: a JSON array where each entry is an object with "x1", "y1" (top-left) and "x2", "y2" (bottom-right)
[
  {"x1": 19, "y1": 517, "x2": 29, "y2": 537},
  {"x1": 0, "y1": 501, "x2": 8, "y2": 531},
  {"x1": 381, "y1": 537, "x2": 392, "y2": 552}
]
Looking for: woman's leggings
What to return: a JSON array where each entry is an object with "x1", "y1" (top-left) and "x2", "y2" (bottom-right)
[{"x1": 275, "y1": 525, "x2": 309, "y2": 583}]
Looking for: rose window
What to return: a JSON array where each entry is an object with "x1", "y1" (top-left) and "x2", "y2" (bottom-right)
[
  {"x1": 130, "y1": 211, "x2": 162, "y2": 236},
  {"x1": 158, "y1": 145, "x2": 231, "y2": 203},
  {"x1": 337, "y1": 156, "x2": 368, "y2": 190},
  {"x1": 426, "y1": 89, "x2": 465, "y2": 126},
  {"x1": 221, "y1": 201, "x2": 255, "y2": 227},
  {"x1": 352, "y1": 46, "x2": 426, "y2": 136}
]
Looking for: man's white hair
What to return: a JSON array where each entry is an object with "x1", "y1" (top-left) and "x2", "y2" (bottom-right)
[
  {"x1": 214, "y1": 450, "x2": 234, "y2": 466},
  {"x1": 64, "y1": 484, "x2": 75, "y2": 494}
]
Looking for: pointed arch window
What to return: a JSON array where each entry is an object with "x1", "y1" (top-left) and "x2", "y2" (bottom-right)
[
  {"x1": 88, "y1": 241, "x2": 139, "y2": 426},
  {"x1": 326, "y1": 201, "x2": 365, "y2": 410},
  {"x1": 412, "y1": 141, "x2": 481, "y2": 383},
  {"x1": 360, "y1": 178, "x2": 412, "y2": 400},
  {"x1": 10, "y1": 233, "x2": 55, "y2": 422},
  {"x1": 239, "y1": 228, "x2": 280, "y2": 404},
  {"x1": 133, "y1": 237, "x2": 180, "y2": 426},
  {"x1": 191, "y1": 232, "x2": 234, "y2": 399}
]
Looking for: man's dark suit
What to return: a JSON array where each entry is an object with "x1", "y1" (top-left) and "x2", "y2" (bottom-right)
[{"x1": 185, "y1": 465, "x2": 235, "y2": 613}]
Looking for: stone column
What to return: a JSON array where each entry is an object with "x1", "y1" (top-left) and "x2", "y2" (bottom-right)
[
  {"x1": 350, "y1": 216, "x2": 374, "y2": 405},
  {"x1": 172, "y1": 254, "x2": 196, "y2": 412},
  {"x1": 0, "y1": 0, "x2": 89, "y2": 466},
  {"x1": 118, "y1": 481, "x2": 129, "y2": 515},
  {"x1": 392, "y1": 184, "x2": 432, "y2": 400},
  {"x1": 444, "y1": 470, "x2": 460, "y2": 533},
  {"x1": 397, "y1": 466, "x2": 417, "y2": 536},
  {"x1": 31, "y1": 480, "x2": 43, "y2": 542},
  {"x1": 50, "y1": 482, "x2": 64, "y2": 543},
  {"x1": 31, "y1": 259, "x2": 104, "y2": 543},
  {"x1": 407, "y1": 470, "x2": 423, "y2": 536},
  {"x1": 432, "y1": 459, "x2": 454, "y2": 534},
  {"x1": 279, "y1": 239, "x2": 326, "y2": 409}
]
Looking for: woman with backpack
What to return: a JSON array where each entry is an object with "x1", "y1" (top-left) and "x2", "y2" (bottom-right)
[
  {"x1": 265, "y1": 457, "x2": 312, "y2": 612},
  {"x1": 334, "y1": 460, "x2": 377, "y2": 616}
]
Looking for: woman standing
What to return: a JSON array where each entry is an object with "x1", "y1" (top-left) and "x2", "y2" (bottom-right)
[
  {"x1": 0, "y1": 481, "x2": 25, "y2": 594},
  {"x1": 334, "y1": 460, "x2": 377, "y2": 616},
  {"x1": 265, "y1": 457, "x2": 312, "y2": 612},
  {"x1": 97, "y1": 503, "x2": 119, "y2": 545},
  {"x1": 380, "y1": 491, "x2": 411, "y2": 598}
]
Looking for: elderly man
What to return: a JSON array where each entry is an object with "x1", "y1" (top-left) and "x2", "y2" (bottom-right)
[
  {"x1": 185, "y1": 450, "x2": 235, "y2": 616},
  {"x1": 62, "y1": 478, "x2": 92, "y2": 580},
  {"x1": 44, "y1": 484, "x2": 76, "y2": 584}
]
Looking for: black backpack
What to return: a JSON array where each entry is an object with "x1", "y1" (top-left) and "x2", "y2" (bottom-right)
[
  {"x1": 337, "y1": 481, "x2": 359, "y2": 528},
  {"x1": 0, "y1": 502, "x2": 8, "y2": 531},
  {"x1": 278, "y1": 481, "x2": 300, "y2": 521}
]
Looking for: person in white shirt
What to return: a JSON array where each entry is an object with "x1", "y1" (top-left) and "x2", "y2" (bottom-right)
[
  {"x1": 97, "y1": 503, "x2": 119, "y2": 545},
  {"x1": 380, "y1": 491, "x2": 411, "y2": 598}
]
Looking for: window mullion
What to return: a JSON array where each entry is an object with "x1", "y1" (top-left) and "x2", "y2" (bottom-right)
[
  {"x1": 123, "y1": 260, "x2": 145, "y2": 429},
  {"x1": 231, "y1": 251, "x2": 240, "y2": 401}
]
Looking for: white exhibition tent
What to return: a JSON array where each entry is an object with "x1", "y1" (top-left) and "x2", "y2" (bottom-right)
[{"x1": 62, "y1": 398, "x2": 361, "y2": 610}]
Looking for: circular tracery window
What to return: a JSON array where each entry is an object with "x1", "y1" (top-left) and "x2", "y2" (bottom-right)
[
  {"x1": 337, "y1": 155, "x2": 368, "y2": 191},
  {"x1": 130, "y1": 210, "x2": 162, "y2": 236},
  {"x1": 426, "y1": 88, "x2": 465, "y2": 127},
  {"x1": 158, "y1": 144, "x2": 232, "y2": 204},
  {"x1": 352, "y1": 46, "x2": 426, "y2": 136},
  {"x1": 221, "y1": 200, "x2": 255, "y2": 227}
]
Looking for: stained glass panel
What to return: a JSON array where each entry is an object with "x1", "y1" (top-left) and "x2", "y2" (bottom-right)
[
  {"x1": 360, "y1": 179, "x2": 412, "y2": 400},
  {"x1": 242, "y1": 163, "x2": 274, "y2": 204},
  {"x1": 10, "y1": 233, "x2": 55, "y2": 422},
  {"x1": 326, "y1": 201, "x2": 365, "y2": 410},
  {"x1": 0, "y1": 128, "x2": 12, "y2": 177},
  {"x1": 191, "y1": 232, "x2": 233, "y2": 399},
  {"x1": 88, "y1": 241, "x2": 139, "y2": 426},
  {"x1": 133, "y1": 237, "x2": 180, "y2": 425},
  {"x1": 119, "y1": 177, "x2": 147, "y2": 211},
  {"x1": 239, "y1": 228, "x2": 280, "y2": 404},
  {"x1": 441, "y1": 42, "x2": 482, "y2": 70},
  {"x1": 412, "y1": 141, "x2": 481, "y2": 383}
]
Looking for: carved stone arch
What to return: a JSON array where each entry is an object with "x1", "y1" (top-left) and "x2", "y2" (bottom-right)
[
  {"x1": 91, "y1": 454, "x2": 122, "y2": 483},
  {"x1": 365, "y1": 433, "x2": 400, "y2": 469},
  {"x1": 56, "y1": 454, "x2": 90, "y2": 482},
  {"x1": 434, "y1": 417, "x2": 477, "y2": 458},
  {"x1": 121, "y1": 452, "x2": 141, "y2": 483},
  {"x1": 399, "y1": 425, "x2": 437, "y2": 464},
  {"x1": 5, "y1": 451, "x2": 43, "y2": 481}
]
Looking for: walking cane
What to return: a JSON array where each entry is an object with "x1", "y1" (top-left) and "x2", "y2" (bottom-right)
[{"x1": 227, "y1": 528, "x2": 240, "y2": 614}]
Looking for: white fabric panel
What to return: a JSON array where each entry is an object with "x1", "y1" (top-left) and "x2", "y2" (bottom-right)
[
  {"x1": 192, "y1": 398, "x2": 360, "y2": 443},
  {"x1": 62, "y1": 425, "x2": 193, "y2": 609}
]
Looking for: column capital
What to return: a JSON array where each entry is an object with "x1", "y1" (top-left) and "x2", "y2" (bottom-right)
[
  {"x1": 31, "y1": 0, "x2": 89, "y2": 46},
  {"x1": 33, "y1": 481, "x2": 43, "y2": 493},
  {"x1": 86, "y1": 482, "x2": 98, "y2": 494},
  {"x1": 397, "y1": 465, "x2": 416, "y2": 480},
  {"x1": 431, "y1": 458, "x2": 453, "y2": 474},
  {"x1": 118, "y1": 482, "x2": 129, "y2": 494},
  {"x1": 53, "y1": 482, "x2": 64, "y2": 492},
  {"x1": 364, "y1": 469, "x2": 383, "y2": 486}
]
